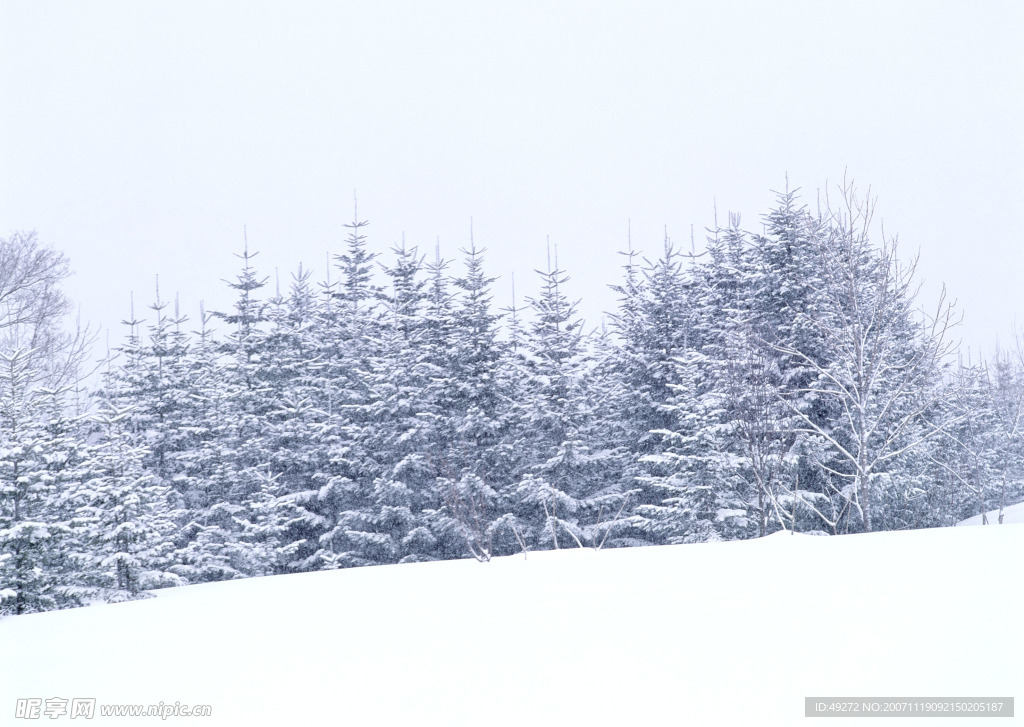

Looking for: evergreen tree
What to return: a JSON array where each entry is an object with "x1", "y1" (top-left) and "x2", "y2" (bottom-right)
[
  {"x1": 359, "y1": 240, "x2": 440, "y2": 564},
  {"x1": 608, "y1": 232, "x2": 700, "y2": 543},
  {"x1": 634, "y1": 351, "x2": 729, "y2": 543},
  {"x1": 692, "y1": 216, "x2": 800, "y2": 536},
  {"x1": 174, "y1": 238, "x2": 276, "y2": 579},
  {"x1": 513, "y1": 246, "x2": 618, "y2": 550},
  {"x1": 166, "y1": 303, "x2": 259, "y2": 582},
  {"x1": 984, "y1": 345, "x2": 1024, "y2": 521},
  {"x1": 0, "y1": 351, "x2": 74, "y2": 614},
  {"x1": 744, "y1": 186, "x2": 839, "y2": 525},
  {"x1": 70, "y1": 401, "x2": 180, "y2": 600},
  {"x1": 311, "y1": 208, "x2": 390, "y2": 569},
  {"x1": 250, "y1": 265, "x2": 334, "y2": 573}
]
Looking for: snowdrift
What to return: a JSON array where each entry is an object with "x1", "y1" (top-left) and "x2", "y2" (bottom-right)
[
  {"x1": 958, "y1": 500, "x2": 1024, "y2": 527},
  {"x1": 2, "y1": 524, "x2": 1021, "y2": 726}
]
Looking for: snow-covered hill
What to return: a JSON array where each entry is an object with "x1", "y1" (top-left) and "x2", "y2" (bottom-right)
[
  {"x1": 958, "y1": 500, "x2": 1024, "y2": 526},
  {"x1": 2, "y1": 525, "x2": 1021, "y2": 726}
]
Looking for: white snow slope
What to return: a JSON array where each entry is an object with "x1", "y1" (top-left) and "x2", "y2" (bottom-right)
[
  {"x1": 958, "y1": 500, "x2": 1024, "y2": 527},
  {"x1": 2, "y1": 525, "x2": 1021, "y2": 726}
]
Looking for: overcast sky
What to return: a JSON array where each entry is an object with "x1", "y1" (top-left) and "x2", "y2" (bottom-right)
[{"x1": 2, "y1": 1, "x2": 1022, "y2": 362}]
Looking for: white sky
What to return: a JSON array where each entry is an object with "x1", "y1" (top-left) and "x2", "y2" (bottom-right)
[{"x1": 2, "y1": 1, "x2": 1022, "y2": 361}]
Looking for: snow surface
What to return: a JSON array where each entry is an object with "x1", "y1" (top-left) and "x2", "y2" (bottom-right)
[
  {"x1": 2, "y1": 526, "x2": 1021, "y2": 726},
  {"x1": 958, "y1": 500, "x2": 1024, "y2": 527}
]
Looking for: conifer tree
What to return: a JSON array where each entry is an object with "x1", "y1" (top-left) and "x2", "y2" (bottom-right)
[
  {"x1": 514, "y1": 245, "x2": 616, "y2": 549},
  {"x1": 487, "y1": 274, "x2": 534, "y2": 555},
  {"x1": 608, "y1": 232, "x2": 701, "y2": 543},
  {"x1": 744, "y1": 186, "x2": 839, "y2": 520},
  {"x1": 634, "y1": 350, "x2": 731, "y2": 543},
  {"x1": 70, "y1": 400, "x2": 180, "y2": 600},
  {"x1": 312, "y1": 208, "x2": 389, "y2": 568},
  {"x1": 692, "y1": 216, "x2": 800, "y2": 536},
  {"x1": 250, "y1": 264, "x2": 333, "y2": 573},
  {"x1": 984, "y1": 344, "x2": 1024, "y2": 521},
  {"x1": 0, "y1": 351, "x2": 74, "y2": 613},
  {"x1": 167, "y1": 303, "x2": 256, "y2": 582},
  {"x1": 178, "y1": 237, "x2": 275, "y2": 578},
  {"x1": 359, "y1": 240, "x2": 439, "y2": 564}
]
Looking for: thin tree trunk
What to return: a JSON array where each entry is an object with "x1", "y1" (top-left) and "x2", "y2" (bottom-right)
[{"x1": 999, "y1": 473, "x2": 1007, "y2": 525}]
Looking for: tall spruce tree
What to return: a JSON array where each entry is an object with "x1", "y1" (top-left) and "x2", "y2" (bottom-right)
[
  {"x1": 180, "y1": 237, "x2": 275, "y2": 578},
  {"x1": 314, "y1": 207, "x2": 390, "y2": 568},
  {"x1": 0, "y1": 351, "x2": 75, "y2": 613},
  {"x1": 70, "y1": 399, "x2": 180, "y2": 600},
  {"x1": 514, "y1": 245, "x2": 616, "y2": 549}
]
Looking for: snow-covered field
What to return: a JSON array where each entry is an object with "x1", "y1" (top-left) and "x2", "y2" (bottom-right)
[
  {"x1": 958, "y1": 500, "x2": 1024, "y2": 527},
  {"x1": 2, "y1": 525, "x2": 1021, "y2": 726}
]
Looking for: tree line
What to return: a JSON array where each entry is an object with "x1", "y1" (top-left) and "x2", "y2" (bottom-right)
[{"x1": 2, "y1": 182, "x2": 1021, "y2": 615}]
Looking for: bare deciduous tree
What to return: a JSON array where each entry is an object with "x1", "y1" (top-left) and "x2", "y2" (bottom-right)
[
  {"x1": 0, "y1": 231, "x2": 94, "y2": 397},
  {"x1": 774, "y1": 184, "x2": 960, "y2": 532}
]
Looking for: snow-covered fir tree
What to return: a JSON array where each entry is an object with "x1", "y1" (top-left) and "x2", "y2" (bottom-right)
[
  {"x1": 68, "y1": 399, "x2": 181, "y2": 601},
  {"x1": 3, "y1": 183, "x2": 1015, "y2": 616},
  {"x1": 0, "y1": 351, "x2": 75, "y2": 614},
  {"x1": 513, "y1": 246, "x2": 625, "y2": 550}
]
